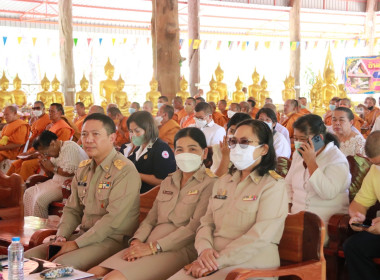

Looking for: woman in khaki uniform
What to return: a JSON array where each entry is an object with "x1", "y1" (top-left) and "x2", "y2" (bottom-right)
[
  {"x1": 169, "y1": 119, "x2": 288, "y2": 280},
  {"x1": 88, "y1": 127, "x2": 216, "y2": 280}
]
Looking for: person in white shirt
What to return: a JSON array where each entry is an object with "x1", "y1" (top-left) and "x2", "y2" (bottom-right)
[
  {"x1": 193, "y1": 102, "x2": 225, "y2": 146},
  {"x1": 256, "y1": 108, "x2": 291, "y2": 159},
  {"x1": 285, "y1": 114, "x2": 350, "y2": 244},
  {"x1": 263, "y1": 103, "x2": 291, "y2": 144}
]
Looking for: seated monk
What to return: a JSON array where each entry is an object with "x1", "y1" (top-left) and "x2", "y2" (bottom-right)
[
  {"x1": 180, "y1": 97, "x2": 196, "y2": 128},
  {"x1": 298, "y1": 97, "x2": 311, "y2": 115},
  {"x1": 281, "y1": 99, "x2": 302, "y2": 141},
  {"x1": 74, "y1": 101, "x2": 87, "y2": 132},
  {"x1": 338, "y1": 98, "x2": 364, "y2": 132},
  {"x1": 360, "y1": 96, "x2": 380, "y2": 137},
  {"x1": 0, "y1": 105, "x2": 30, "y2": 162},
  {"x1": 107, "y1": 107, "x2": 129, "y2": 149},
  {"x1": 209, "y1": 101, "x2": 227, "y2": 128},
  {"x1": 240, "y1": 101, "x2": 251, "y2": 115},
  {"x1": 324, "y1": 97, "x2": 340, "y2": 126},
  {"x1": 156, "y1": 104, "x2": 180, "y2": 150},
  {"x1": 172, "y1": 97, "x2": 187, "y2": 124},
  {"x1": 247, "y1": 99, "x2": 259, "y2": 118},
  {"x1": 7, "y1": 103, "x2": 74, "y2": 181},
  {"x1": 27, "y1": 101, "x2": 52, "y2": 149}
]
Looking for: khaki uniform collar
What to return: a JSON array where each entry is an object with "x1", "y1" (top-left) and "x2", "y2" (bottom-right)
[
  {"x1": 228, "y1": 169, "x2": 262, "y2": 184},
  {"x1": 91, "y1": 148, "x2": 117, "y2": 172},
  {"x1": 172, "y1": 164, "x2": 206, "y2": 187}
]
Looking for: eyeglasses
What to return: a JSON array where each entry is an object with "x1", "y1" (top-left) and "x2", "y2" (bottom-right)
[{"x1": 228, "y1": 138, "x2": 256, "y2": 149}]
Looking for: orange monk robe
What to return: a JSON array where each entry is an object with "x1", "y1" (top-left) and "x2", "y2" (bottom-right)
[
  {"x1": 352, "y1": 114, "x2": 364, "y2": 132},
  {"x1": 299, "y1": 108, "x2": 311, "y2": 116},
  {"x1": 276, "y1": 112, "x2": 281, "y2": 123},
  {"x1": 281, "y1": 112, "x2": 302, "y2": 139},
  {"x1": 250, "y1": 107, "x2": 259, "y2": 119},
  {"x1": 159, "y1": 119, "x2": 180, "y2": 150},
  {"x1": 30, "y1": 114, "x2": 51, "y2": 143},
  {"x1": 221, "y1": 110, "x2": 228, "y2": 118},
  {"x1": 173, "y1": 108, "x2": 187, "y2": 124},
  {"x1": 363, "y1": 107, "x2": 380, "y2": 137},
  {"x1": 180, "y1": 113, "x2": 195, "y2": 128},
  {"x1": 324, "y1": 111, "x2": 332, "y2": 126},
  {"x1": 212, "y1": 111, "x2": 228, "y2": 128},
  {"x1": 115, "y1": 116, "x2": 130, "y2": 147},
  {"x1": 0, "y1": 119, "x2": 30, "y2": 161},
  {"x1": 7, "y1": 120, "x2": 74, "y2": 181},
  {"x1": 74, "y1": 114, "x2": 87, "y2": 133}
]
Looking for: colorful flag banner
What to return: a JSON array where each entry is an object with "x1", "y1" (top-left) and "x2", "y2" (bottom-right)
[
  {"x1": 334, "y1": 40, "x2": 339, "y2": 48},
  {"x1": 354, "y1": 39, "x2": 358, "y2": 47},
  {"x1": 188, "y1": 39, "x2": 193, "y2": 47},
  {"x1": 17, "y1": 37, "x2": 22, "y2": 44},
  {"x1": 304, "y1": 41, "x2": 309, "y2": 50},
  {"x1": 237, "y1": 41, "x2": 241, "y2": 48},
  {"x1": 314, "y1": 41, "x2": 318, "y2": 48},
  {"x1": 99, "y1": 38, "x2": 103, "y2": 45},
  {"x1": 228, "y1": 41, "x2": 233, "y2": 50},
  {"x1": 3, "y1": 36, "x2": 7, "y2": 46},
  {"x1": 279, "y1": 41, "x2": 284, "y2": 50},
  {"x1": 203, "y1": 40, "x2": 208, "y2": 49},
  {"x1": 123, "y1": 38, "x2": 127, "y2": 44},
  {"x1": 246, "y1": 41, "x2": 250, "y2": 47},
  {"x1": 73, "y1": 38, "x2": 78, "y2": 46},
  {"x1": 290, "y1": 41, "x2": 298, "y2": 51},
  {"x1": 112, "y1": 38, "x2": 116, "y2": 46},
  {"x1": 324, "y1": 41, "x2": 329, "y2": 49},
  {"x1": 254, "y1": 41, "x2": 259, "y2": 50},
  {"x1": 87, "y1": 38, "x2": 92, "y2": 46},
  {"x1": 193, "y1": 39, "x2": 201, "y2": 49},
  {"x1": 216, "y1": 41, "x2": 222, "y2": 50},
  {"x1": 242, "y1": 41, "x2": 247, "y2": 51},
  {"x1": 147, "y1": 37, "x2": 150, "y2": 45},
  {"x1": 32, "y1": 37, "x2": 37, "y2": 46},
  {"x1": 179, "y1": 38, "x2": 184, "y2": 49},
  {"x1": 265, "y1": 41, "x2": 271, "y2": 49}
]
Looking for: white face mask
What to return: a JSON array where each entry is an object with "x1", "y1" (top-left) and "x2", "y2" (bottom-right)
[
  {"x1": 175, "y1": 153, "x2": 203, "y2": 172},
  {"x1": 157, "y1": 103, "x2": 163, "y2": 110},
  {"x1": 264, "y1": 121, "x2": 273, "y2": 131},
  {"x1": 195, "y1": 118, "x2": 208, "y2": 128},
  {"x1": 154, "y1": 115, "x2": 163, "y2": 126},
  {"x1": 227, "y1": 110, "x2": 236, "y2": 119},
  {"x1": 33, "y1": 110, "x2": 42, "y2": 117},
  {"x1": 230, "y1": 144, "x2": 262, "y2": 170}
]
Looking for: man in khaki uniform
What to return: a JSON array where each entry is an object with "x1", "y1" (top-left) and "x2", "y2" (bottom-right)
[{"x1": 25, "y1": 113, "x2": 141, "y2": 270}]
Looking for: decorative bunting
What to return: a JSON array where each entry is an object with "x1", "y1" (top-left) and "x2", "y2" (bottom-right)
[
  {"x1": 188, "y1": 39, "x2": 193, "y2": 47},
  {"x1": 304, "y1": 41, "x2": 309, "y2": 50},
  {"x1": 3, "y1": 36, "x2": 7, "y2": 45},
  {"x1": 17, "y1": 37, "x2": 22, "y2": 44},
  {"x1": 228, "y1": 41, "x2": 233, "y2": 50},
  {"x1": 32, "y1": 37, "x2": 37, "y2": 46},
  {"x1": 364, "y1": 39, "x2": 368, "y2": 47},
  {"x1": 313, "y1": 41, "x2": 318, "y2": 48},
  {"x1": 354, "y1": 39, "x2": 358, "y2": 47},
  {"x1": 334, "y1": 40, "x2": 339, "y2": 48},
  {"x1": 147, "y1": 37, "x2": 150, "y2": 45},
  {"x1": 375, "y1": 38, "x2": 378, "y2": 46},
  {"x1": 99, "y1": 38, "x2": 103, "y2": 45},
  {"x1": 179, "y1": 38, "x2": 184, "y2": 49},
  {"x1": 112, "y1": 38, "x2": 116, "y2": 46},
  {"x1": 73, "y1": 38, "x2": 78, "y2": 46},
  {"x1": 265, "y1": 41, "x2": 271, "y2": 49},
  {"x1": 216, "y1": 41, "x2": 222, "y2": 50},
  {"x1": 254, "y1": 41, "x2": 259, "y2": 50},
  {"x1": 87, "y1": 38, "x2": 92, "y2": 46},
  {"x1": 123, "y1": 38, "x2": 127, "y2": 44},
  {"x1": 237, "y1": 41, "x2": 241, "y2": 47},
  {"x1": 242, "y1": 41, "x2": 247, "y2": 51},
  {"x1": 203, "y1": 40, "x2": 208, "y2": 49},
  {"x1": 246, "y1": 41, "x2": 250, "y2": 47},
  {"x1": 290, "y1": 41, "x2": 298, "y2": 51},
  {"x1": 279, "y1": 41, "x2": 284, "y2": 50},
  {"x1": 324, "y1": 41, "x2": 329, "y2": 49},
  {"x1": 193, "y1": 39, "x2": 201, "y2": 49}
]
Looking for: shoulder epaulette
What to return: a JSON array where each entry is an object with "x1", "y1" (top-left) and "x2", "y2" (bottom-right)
[
  {"x1": 268, "y1": 170, "x2": 283, "y2": 181},
  {"x1": 78, "y1": 159, "x2": 91, "y2": 168},
  {"x1": 114, "y1": 159, "x2": 127, "y2": 170},
  {"x1": 205, "y1": 168, "x2": 217, "y2": 178}
]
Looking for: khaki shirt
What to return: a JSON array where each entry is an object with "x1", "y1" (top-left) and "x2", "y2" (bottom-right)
[
  {"x1": 195, "y1": 170, "x2": 288, "y2": 269},
  {"x1": 57, "y1": 148, "x2": 141, "y2": 248},
  {"x1": 133, "y1": 166, "x2": 216, "y2": 252}
]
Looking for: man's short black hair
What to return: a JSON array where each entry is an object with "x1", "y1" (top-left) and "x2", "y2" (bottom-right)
[
  {"x1": 33, "y1": 130, "x2": 58, "y2": 150},
  {"x1": 83, "y1": 113, "x2": 116, "y2": 135},
  {"x1": 107, "y1": 107, "x2": 122, "y2": 117},
  {"x1": 50, "y1": 103, "x2": 65, "y2": 115}
]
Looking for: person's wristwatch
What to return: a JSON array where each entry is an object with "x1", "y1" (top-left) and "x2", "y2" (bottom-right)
[{"x1": 156, "y1": 242, "x2": 162, "y2": 253}]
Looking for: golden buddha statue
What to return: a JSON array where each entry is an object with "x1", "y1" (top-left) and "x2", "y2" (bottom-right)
[
  {"x1": 232, "y1": 77, "x2": 245, "y2": 103},
  {"x1": 112, "y1": 75, "x2": 130, "y2": 116},
  {"x1": 10, "y1": 74, "x2": 26, "y2": 107},
  {"x1": 206, "y1": 75, "x2": 221, "y2": 104},
  {"x1": 37, "y1": 74, "x2": 56, "y2": 108},
  {"x1": 214, "y1": 63, "x2": 228, "y2": 100},
  {"x1": 76, "y1": 74, "x2": 94, "y2": 110},
  {"x1": 311, "y1": 73, "x2": 325, "y2": 116},
  {"x1": 338, "y1": 84, "x2": 347, "y2": 99},
  {"x1": 51, "y1": 75, "x2": 65, "y2": 105},
  {"x1": 282, "y1": 74, "x2": 296, "y2": 102},
  {"x1": 258, "y1": 76, "x2": 270, "y2": 108},
  {"x1": 176, "y1": 76, "x2": 190, "y2": 103},
  {"x1": 248, "y1": 68, "x2": 261, "y2": 101},
  {"x1": 0, "y1": 71, "x2": 15, "y2": 110},
  {"x1": 146, "y1": 76, "x2": 161, "y2": 115},
  {"x1": 99, "y1": 58, "x2": 117, "y2": 108},
  {"x1": 321, "y1": 67, "x2": 338, "y2": 109}
]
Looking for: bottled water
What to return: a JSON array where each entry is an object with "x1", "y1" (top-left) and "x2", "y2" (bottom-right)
[{"x1": 7, "y1": 237, "x2": 24, "y2": 280}]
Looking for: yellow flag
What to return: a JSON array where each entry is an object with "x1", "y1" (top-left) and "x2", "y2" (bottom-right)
[
  {"x1": 17, "y1": 37, "x2": 22, "y2": 44},
  {"x1": 290, "y1": 41, "x2": 297, "y2": 50},
  {"x1": 193, "y1": 39, "x2": 201, "y2": 49},
  {"x1": 188, "y1": 39, "x2": 193, "y2": 47},
  {"x1": 354, "y1": 39, "x2": 358, "y2": 47},
  {"x1": 112, "y1": 38, "x2": 116, "y2": 46},
  {"x1": 265, "y1": 41, "x2": 271, "y2": 48},
  {"x1": 32, "y1": 37, "x2": 37, "y2": 46},
  {"x1": 123, "y1": 38, "x2": 127, "y2": 44},
  {"x1": 334, "y1": 40, "x2": 338, "y2": 48},
  {"x1": 242, "y1": 41, "x2": 247, "y2": 51}
]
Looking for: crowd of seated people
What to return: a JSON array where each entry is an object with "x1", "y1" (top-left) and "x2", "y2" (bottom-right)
[{"x1": 1, "y1": 92, "x2": 380, "y2": 280}]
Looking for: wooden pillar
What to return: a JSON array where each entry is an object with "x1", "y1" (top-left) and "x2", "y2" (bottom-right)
[
  {"x1": 151, "y1": 0, "x2": 180, "y2": 101},
  {"x1": 58, "y1": 0, "x2": 75, "y2": 106},
  {"x1": 289, "y1": 0, "x2": 301, "y2": 98},
  {"x1": 365, "y1": 0, "x2": 377, "y2": 56},
  {"x1": 188, "y1": 0, "x2": 200, "y2": 96}
]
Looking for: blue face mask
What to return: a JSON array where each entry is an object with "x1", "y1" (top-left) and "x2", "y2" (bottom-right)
[
  {"x1": 132, "y1": 135, "x2": 145, "y2": 146},
  {"x1": 329, "y1": 104, "x2": 336, "y2": 111},
  {"x1": 129, "y1": 108, "x2": 136, "y2": 114}
]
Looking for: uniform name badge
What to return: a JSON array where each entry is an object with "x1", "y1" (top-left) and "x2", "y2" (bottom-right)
[
  {"x1": 242, "y1": 195, "x2": 257, "y2": 201},
  {"x1": 187, "y1": 190, "x2": 198, "y2": 195},
  {"x1": 214, "y1": 189, "x2": 227, "y2": 200}
]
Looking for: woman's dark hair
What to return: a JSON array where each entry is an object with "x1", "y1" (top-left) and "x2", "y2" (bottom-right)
[
  {"x1": 255, "y1": 108, "x2": 278, "y2": 123},
  {"x1": 127, "y1": 111, "x2": 158, "y2": 143},
  {"x1": 333, "y1": 107, "x2": 354, "y2": 121},
  {"x1": 293, "y1": 114, "x2": 339, "y2": 147},
  {"x1": 33, "y1": 130, "x2": 58, "y2": 150},
  {"x1": 227, "y1": 113, "x2": 252, "y2": 130},
  {"x1": 174, "y1": 127, "x2": 207, "y2": 149},
  {"x1": 231, "y1": 119, "x2": 276, "y2": 176}
]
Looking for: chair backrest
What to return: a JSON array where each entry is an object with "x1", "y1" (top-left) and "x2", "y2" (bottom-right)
[
  {"x1": 139, "y1": 185, "x2": 160, "y2": 222},
  {"x1": 347, "y1": 154, "x2": 372, "y2": 202},
  {"x1": 279, "y1": 211, "x2": 325, "y2": 264},
  {"x1": 0, "y1": 172, "x2": 24, "y2": 219},
  {"x1": 276, "y1": 156, "x2": 292, "y2": 178}
]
